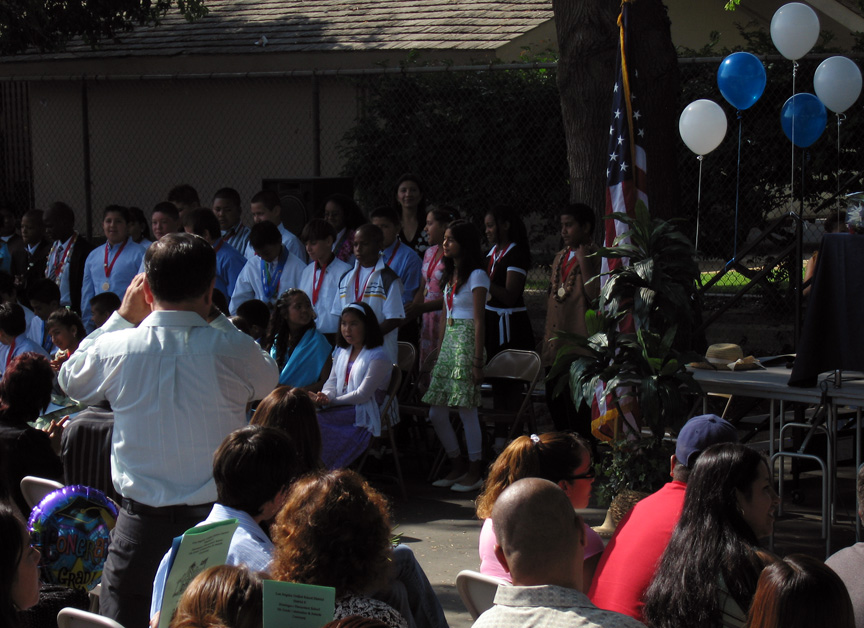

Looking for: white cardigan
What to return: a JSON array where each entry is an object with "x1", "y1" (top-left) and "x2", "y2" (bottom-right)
[{"x1": 322, "y1": 345, "x2": 391, "y2": 437}]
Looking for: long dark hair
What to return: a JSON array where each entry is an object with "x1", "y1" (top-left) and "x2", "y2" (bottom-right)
[
  {"x1": 265, "y1": 289, "x2": 316, "y2": 367},
  {"x1": 0, "y1": 503, "x2": 25, "y2": 627},
  {"x1": 440, "y1": 219, "x2": 484, "y2": 290},
  {"x1": 336, "y1": 302, "x2": 384, "y2": 349},
  {"x1": 745, "y1": 554, "x2": 854, "y2": 628},
  {"x1": 643, "y1": 443, "x2": 772, "y2": 628},
  {"x1": 0, "y1": 353, "x2": 54, "y2": 425},
  {"x1": 324, "y1": 194, "x2": 367, "y2": 231},
  {"x1": 486, "y1": 205, "x2": 532, "y2": 269}
]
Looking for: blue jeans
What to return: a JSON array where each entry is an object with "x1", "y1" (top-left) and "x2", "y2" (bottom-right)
[{"x1": 374, "y1": 544, "x2": 449, "y2": 628}]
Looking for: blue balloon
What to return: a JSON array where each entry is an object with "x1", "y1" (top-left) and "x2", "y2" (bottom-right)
[
  {"x1": 717, "y1": 52, "x2": 767, "y2": 111},
  {"x1": 28, "y1": 485, "x2": 118, "y2": 592},
  {"x1": 780, "y1": 93, "x2": 827, "y2": 148}
]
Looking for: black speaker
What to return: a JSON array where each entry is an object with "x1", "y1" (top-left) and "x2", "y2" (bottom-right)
[{"x1": 261, "y1": 177, "x2": 354, "y2": 236}]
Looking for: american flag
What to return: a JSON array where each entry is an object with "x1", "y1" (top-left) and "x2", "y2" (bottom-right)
[
  {"x1": 602, "y1": 0, "x2": 648, "y2": 278},
  {"x1": 593, "y1": 0, "x2": 644, "y2": 442}
]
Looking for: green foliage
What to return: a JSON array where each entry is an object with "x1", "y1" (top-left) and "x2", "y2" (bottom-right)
[
  {"x1": 593, "y1": 437, "x2": 674, "y2": 506},
  {"x1": 338, "y1": 53, "x2": 569, "y2": 223},
  {"x1": 0, "y1": 0, "x2": 208, "y2": 55}
]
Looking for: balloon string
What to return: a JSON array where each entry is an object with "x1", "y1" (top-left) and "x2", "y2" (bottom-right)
[
  {"x1": 789, "y1": 61, "x2": 798, "y2": 212},
  {"x1": 733, "y1": 111, "x2": 743, "y2": 263},
  {"x1": 696, "y1": 155, "x2": 704, "y2": 253},
  {"x1": 837, "y1": 113, "x2": 844, "y2": 227}
]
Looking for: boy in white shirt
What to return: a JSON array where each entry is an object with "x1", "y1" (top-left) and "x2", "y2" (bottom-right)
[{"x1": 299, "y1": 219, "x2": 350, "y2": 342}]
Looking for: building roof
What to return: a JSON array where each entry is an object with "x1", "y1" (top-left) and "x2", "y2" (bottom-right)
[{"x1": 7, "y1": 0, "x2": 554, "y2": 62}]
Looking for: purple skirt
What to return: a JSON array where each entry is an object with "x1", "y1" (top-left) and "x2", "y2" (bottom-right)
[{"x1": 318, "y1": 406, "x2": 373, "y2": 469}]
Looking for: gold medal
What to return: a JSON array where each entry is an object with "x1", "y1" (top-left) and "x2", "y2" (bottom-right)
[
  {"x1": 424, "y1": 286, "x2": 429, "y2": 297},
  {"x1": 102, "y1": 282, "x2": 111, "y2": 291},
  {"x1": 557, "y1": 286, "x2": 566, "y2": 298},
  {"x1": 448, "y1": 318, "x2": 454, "y2": 327}
]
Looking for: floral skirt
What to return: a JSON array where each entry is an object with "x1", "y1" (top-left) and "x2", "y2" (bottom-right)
[{"x1": 422, "y1": 319, "x2": 483, "y2": 408}]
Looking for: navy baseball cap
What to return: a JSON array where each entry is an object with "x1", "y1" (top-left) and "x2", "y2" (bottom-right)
[{"x1": 675, "y1": 414, "x2": 739, "y2": 468}]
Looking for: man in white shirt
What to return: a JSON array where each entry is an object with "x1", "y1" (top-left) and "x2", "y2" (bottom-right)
[
  {"x1": 245, "y1": 189, "x2": 306, "y2": 262},
  {"x1": 59, "y1": 233, "x2": 279, "y2": 628}
]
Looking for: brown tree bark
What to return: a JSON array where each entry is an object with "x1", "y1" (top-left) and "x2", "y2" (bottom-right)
[{"x1": 552, "y1": 0, "x2": 681, "y2": 221}]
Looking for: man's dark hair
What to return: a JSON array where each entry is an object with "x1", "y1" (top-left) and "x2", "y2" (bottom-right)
[
  {"x1": 369, "y1": 205, "x2": 401, "y2": 225},
  {"x1": 144, "y1": 233, "x2": 215, "y2": 302},
  {"x1": 236, "y1": 299, "x2": 270, "y2": 331},
  {"x1": 213, "y1": 425, "x2": 302, "y2": 516},
  {"x1": 0, "y1": 303, "x2": 26, "y2": 337},
  {"x1": 561, "y1": 203, "x2": 596, "y2": 232},
  {"x1": 213, "y1": 188, "x2": 241, "y2": 207},
  {"x1": 248, "y1": 221, "x2": 281, "y2": 250},
  {"x1": 152, "y1": 201, "x2": 180, "y2": 221},
  {"x1": 47, "y1": 201, "x2": 76, "y2": 228},
  {"x1": 167, "y1": 184, "x2": 200, "y2": 207},
  {"x1": 28, "y1": 279, "x2": 61, "y2": 306},
  {"x1": 89, "y1": 291, "x2": 121, "y2": 313},
  {"x1": 103, "y1": 205, "x2": 130, "y2": 222},
  {"x1": 300, "y1": 219, "x2": 336, "y2": 244},
  {"x1": 184, "y1": 208, "x2": 221, "y2": 241},
  {"x1": 250, "y1": 190, "x2": 281, "y2": 211}
]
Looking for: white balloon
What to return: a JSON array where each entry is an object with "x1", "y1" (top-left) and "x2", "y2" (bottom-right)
[
  {"x1": 679, "y1": 99, "x2": 728, "y2": 156},
  {"x1": 771, "y1": 3, "x2": 820, "y2": 60},
  {"x1": 814, "y1": 56, "x2": 862, "y2": 113}
]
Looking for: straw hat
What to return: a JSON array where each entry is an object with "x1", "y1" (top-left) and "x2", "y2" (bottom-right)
[{"x1": 705, "y1": 343, "x2": 743, "y2": 366}]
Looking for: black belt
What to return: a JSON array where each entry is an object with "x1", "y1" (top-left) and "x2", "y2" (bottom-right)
[{"x1": 121, "y1": 498, "x2": 213, "y2": 519}]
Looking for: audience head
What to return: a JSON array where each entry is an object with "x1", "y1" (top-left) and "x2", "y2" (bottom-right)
[
  {"x1": 746, "y1": 554, "x2": 854, "y2": 628},
  {"x1": 167, "y1": 184, "x2": 201, "y2": 215},
  {"x1": 127, "y1": 206, "x2": 151, "y2": 243},
  {"x1": 323, "y1": 194, "x2": 366, "y2": 233},
  {"x1": 337, "y1": 302, "x2": 384, "y2": 350},
  {"x1": 251, "y1": 386, "x2": 323, "y2": 472},
  {"x1": 395, "y1": 173, "x2": 426, "y2": 219},
  {"x1": 183, "y1": 208, "x2": 222, "y2": 244},
  {"x1": 44, "y1": 202, "x2": 76, "y2": 243},
  {"x1": 229, "y1": 315, "x2": 252, "y2": 336},
  {"x1": 301, "y1": 219, "x2": 336, "y2": 264},
  {"x1": 89, "y1": 292, "x2": 121, "y2": 329},
  {"x1": 27, "y1": 279, "x2": 62, "y2": 321},
  {"x1": 20, "y1": 210, "x2": 44, "y2": 246},
  {"x1": 0, "y1": 303, "x2": 26, "y2": 340},
  {"x1": 492, "y1": 477, "x2": 584, "y2": 589},
  {"x1": 151, "y1": 202, "x2": 182, "y2": 241},
  {"x1": 0, "y1": 352, "x2": 54, "y2": 423},
  {"x1": 45, "y1": 308, "x2": 86, "y2": 353},
  {"x1": 250, "y1": 190, "x2": 282, "y2": 225},
  {"x1": 144, "y1": 233, "x2": 216, "y2": 304},
  {"x1": 212, "y1": 188, "x2": 242, "y2": 231},
  {"x1": 102, "y1": 205, "x2": 130, "y2": 245},
  {"x1": 169, "y1": 564, "x2": 262, "y2": 628},
  {"x1": 352, "y1": 224, "x2": 383, "y2": 267},
  {"x1": 236, "y1": 300, "x2": 270, "y2": 340},
  {"x1": 673, "y1": 413, "x2": 739, "y2": 482},
  {"x1": 322, "y1": 618, "x2": 389, "y2": 628},
  {"x1": 211, "y1": 289, "x2": 230, "y2": 316},
  {"x1": 271, "y1": 469, "x2": 392, "y2": 597},
  {"x1": 477, "y1": 432, "x2": 593, "y2": 519},
  {"x1": 0, "y1": 503, "x2": 41, "y2": 625},
  {"x1": 213, "y1": 425, "x2": 302, "y2": 520},
  {"x1": 248, "y1": 222, "x2": 282, "y2": 262}
]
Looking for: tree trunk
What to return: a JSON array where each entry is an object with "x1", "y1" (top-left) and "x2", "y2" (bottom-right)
[{"x1": 553, "y1": 0, "x2": 681, "y2": 221}]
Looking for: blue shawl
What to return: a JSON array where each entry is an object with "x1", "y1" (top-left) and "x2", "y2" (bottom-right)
[{"x1": 271, "y1": 327, "x2": 332, "y2": 388}]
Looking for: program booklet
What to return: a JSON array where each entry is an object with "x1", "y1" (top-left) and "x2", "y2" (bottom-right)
[{"x1": 263, "y1": 579, "x2": 336, "y2": 628}]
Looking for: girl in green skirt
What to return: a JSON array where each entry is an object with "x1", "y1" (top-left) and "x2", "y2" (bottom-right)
[{"x1": 423, "y1": 220, "x2": 489, "y2": 492}]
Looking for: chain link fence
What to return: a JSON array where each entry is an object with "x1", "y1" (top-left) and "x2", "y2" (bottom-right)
[{"x1": 2, "y1": 54, "x2": 862, "y2": 353}]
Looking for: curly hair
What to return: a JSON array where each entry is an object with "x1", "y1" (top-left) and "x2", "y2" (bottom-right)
[
  {"x1": 169, "y1": 565, "x2": 262, "y2": 628},
  {"x1": 475, "y1": 432, "x2": 590, "y2": 519},
  {"x1": 0, "y1": 352, "x2": 54, "y2": 425},
  {"x1": 270, "y1": 469, "x2": 392, "y2": 597}
]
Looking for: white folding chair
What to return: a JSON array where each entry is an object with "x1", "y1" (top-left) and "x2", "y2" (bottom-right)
[
  {"x1": 57, "y1": 608, "x2": 125, "y2": 628},
  {"x1": 20, "y1": 476, "x2": 64, "y2": 510},
  {"x1": 455, "y1": 569, "x2": 510, "y2": 619}
]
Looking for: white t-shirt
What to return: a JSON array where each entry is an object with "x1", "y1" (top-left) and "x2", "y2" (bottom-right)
[{"x1": 446, "y1": 269, "x2": 490, "y2": 319}]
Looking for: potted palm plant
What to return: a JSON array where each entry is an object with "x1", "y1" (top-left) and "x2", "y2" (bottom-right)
[{"x1": 548, "y1": 202, "x2": 703, "y2": 528}]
